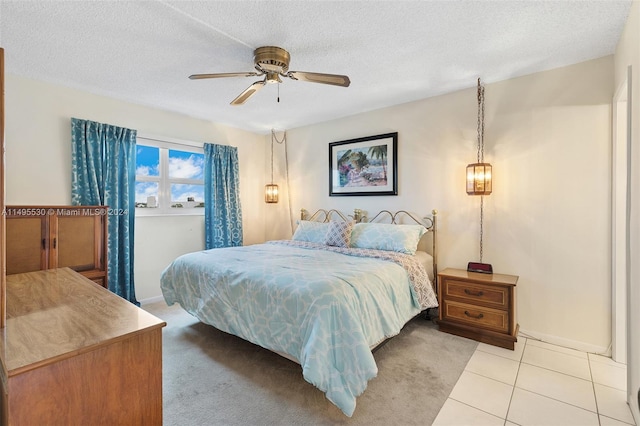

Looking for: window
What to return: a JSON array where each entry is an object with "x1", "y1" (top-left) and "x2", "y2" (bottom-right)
[{"x1": 135, "y1": 138, "x2": 205, "y2": 215}]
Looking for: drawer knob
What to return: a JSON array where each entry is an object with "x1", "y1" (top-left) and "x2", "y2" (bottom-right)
[
  {"x1": 464, "y1": 310, "x2": 484, "y2": 320},
  {"x1": 464, "y1": 289, "x2": 484, "y2": 297}
]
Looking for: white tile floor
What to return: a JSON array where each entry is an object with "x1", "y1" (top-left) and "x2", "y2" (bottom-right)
[{"x1": 433, "y1": 337, "x2": 637, "y2": 426}]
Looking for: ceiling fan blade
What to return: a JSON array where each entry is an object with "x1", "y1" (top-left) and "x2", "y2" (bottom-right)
[
  {"x1": 230, "y1": 80, "x2": 266, "y2": 105},
  {"x1": 189, "y1": 72, "x2": 260, "y2": 80},
  {"x1": 287, "y1": 71, "x2": 350, "y2": 87}
]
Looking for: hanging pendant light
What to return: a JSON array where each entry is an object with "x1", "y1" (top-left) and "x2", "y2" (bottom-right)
[
  {"x1": 265, "y1": 131, "x2": 279, "y2": 203},
  {"x1": 467, "y1": 78, "x2": 493, "y2": 274},
  {"x1": 265, "y1": 183, "x2": 279, "y2": 203},
  {"x1": 466, "y1": 163, "x2": 492, "y2": 195}
]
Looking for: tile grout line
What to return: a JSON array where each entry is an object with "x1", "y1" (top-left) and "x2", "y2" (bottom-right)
[
  {"x1": 588, "y1": 353, "x2": 628, "y2": 370},
  {"x1": 518, "y1": 359, "x2": 593, "y2": 383},
  {"x1": 514, "y1": 350, "x2": 600, "y2": 416},
  {"x1": 445, "y1": 396, "x2": 507, "y2": 423},
  {"x1": 448, "y1": 345, "x2": 517, "y2": 423},
  {"x1": 587, "y1": 353, "x2": 636, "y2": 425},
  {"x1": 474, "y1": 348, "x2": 525, "y2": 363},
  {"x1": 462, "y1": 340, "x2": 635, "y2": 426},
  {"x1": 516, "y1": 332, "x2": 594, "y2": 360},
  {"x1": 524, "y1": 343, "x2": 589, "y2": 361},
  {"x1": 504, "y1": 338, "x2": 528, "y2": 424},
  {"x1": 515, "y1": 340, "x2": 603, "y2": 419}
]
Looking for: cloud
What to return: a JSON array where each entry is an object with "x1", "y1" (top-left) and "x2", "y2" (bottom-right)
[
  {"x1": 171, "y1": 184, "x2": 204, "y2": 202},
  {"x1": 169, "y1": 155, "x2": 204, "y2": 179},
  {"x1": 136, "y1": 165, "x2": 158, "y2": 176},
  {"x1": 135, "y1": 181, "x2": 158, "y2": 203}
]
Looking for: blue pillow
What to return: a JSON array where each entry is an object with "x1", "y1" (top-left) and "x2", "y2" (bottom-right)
[
  {"x1": 292, "y1": 220, "x2": 329, "y2": 243},
  {"x1": 350, "y1": 223, "x2": 427, "y2": 255}
]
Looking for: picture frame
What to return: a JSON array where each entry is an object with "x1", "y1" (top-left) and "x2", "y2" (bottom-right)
[{"x1": 329, "y1": 132, "x2": 398, "y2": 196}]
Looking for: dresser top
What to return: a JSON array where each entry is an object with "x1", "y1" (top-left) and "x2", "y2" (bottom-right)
[
  {"x1": 439, "y1": 267, "x2": 519, "y2": 286},
  {"x1": 0, "y1": 268, "x2": 166, "y2": 375}
]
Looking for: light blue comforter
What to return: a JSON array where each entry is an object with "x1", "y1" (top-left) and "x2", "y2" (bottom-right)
[{"x1": 160, "y1": 241, "x2": 438, "y2": 416}]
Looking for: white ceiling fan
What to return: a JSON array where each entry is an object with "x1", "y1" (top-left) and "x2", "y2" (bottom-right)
[{"x1": 189, "y1": 46, "x2": 351, "y2": 105}]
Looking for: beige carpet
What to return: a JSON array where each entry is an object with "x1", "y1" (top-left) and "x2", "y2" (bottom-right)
[{"x1": 143, "y1": 301, "x2": 477, "y2": 426}]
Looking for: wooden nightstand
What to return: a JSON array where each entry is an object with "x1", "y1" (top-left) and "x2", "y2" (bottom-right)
[{"x1": 437, "y1": 267, "x2": 519, "y2": 350}]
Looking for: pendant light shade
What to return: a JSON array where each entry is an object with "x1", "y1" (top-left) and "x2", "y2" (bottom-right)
[
  {"x1": 466, "y1": 162, "x2": 492, "y2": 195},
  {"x1": 265, "y1": 183, "x2": 279, "y2": 203}
]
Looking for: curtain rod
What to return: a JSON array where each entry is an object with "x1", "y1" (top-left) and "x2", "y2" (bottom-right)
[{"x1": 137, "y1": 133, "x2": 204, "y2": 148}]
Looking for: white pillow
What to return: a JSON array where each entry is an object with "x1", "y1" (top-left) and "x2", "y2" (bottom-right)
[
  {"x1": 291, "y1": 220, "x2": 329, "y2": 243},
  {"x1": 350, "y1": 222, "x2": 427, "y2": 255}
]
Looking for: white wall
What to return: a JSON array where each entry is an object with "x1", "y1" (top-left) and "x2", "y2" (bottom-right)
[
  {"x1": 269, "y1": 57, "x2": 613, "y2": 352},
  {"x1": 4, "y1": 74, "x2": 266, "y2": 301},
  {"x1": 615, "y1": 0, "x2": 640, "y2": 421}
]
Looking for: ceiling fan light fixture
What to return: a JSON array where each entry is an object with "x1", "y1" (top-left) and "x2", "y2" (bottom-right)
[
  {"x1": 266, "y1": 72, "x2": 282, "y2": 84},
  {"x1": 189, "y1": 45, "x2": 350, "y2": 105}
]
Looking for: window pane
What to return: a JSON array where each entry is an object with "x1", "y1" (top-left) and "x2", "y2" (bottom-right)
[
  {"x1": 169, "y1": 149, "x2": 204, "y2": 180},
  {"x1": 170, "y1": 184, "x2": 204, "y2": 208},
  {"x1": 136, "y1": 145, "x2": 160, "y2": 177},
  {"x1": 135, "y1": 182, "x2": 159, "y2": 207}
]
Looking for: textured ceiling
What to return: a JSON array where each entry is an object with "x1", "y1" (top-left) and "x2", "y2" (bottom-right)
[{"x1": 0, "y1": 0, "x2": 632, "y2": 134}]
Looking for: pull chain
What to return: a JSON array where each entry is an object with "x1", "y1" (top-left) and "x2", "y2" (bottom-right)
[{"x1": 277, "y1": 82, "x2": 280, "y2": 103}]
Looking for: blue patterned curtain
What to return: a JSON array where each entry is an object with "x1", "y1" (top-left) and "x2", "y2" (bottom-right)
[
  {"x1": 71, "y1": 118, "x2": 138, "y2": 305},
  {"x1": 204, "y1": 143, "x2": 243, "y2": 249}
]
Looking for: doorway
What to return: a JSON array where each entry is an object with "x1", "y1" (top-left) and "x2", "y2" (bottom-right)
[{"x1": 611, "y1": 67, "x2": 631, "y2": 364}]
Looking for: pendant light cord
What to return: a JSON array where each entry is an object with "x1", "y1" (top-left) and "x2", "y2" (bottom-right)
[
  {"x1": 477, "y1": 78, "x2": 485, "y2": 263},
  {"x1": 271, "y1": 129, "x2": 294, "y2": 235},
  {"x1": 477, "y1": 77, "x2": 485, "y2": 163},
  {"x1": 270, "y1": 133, "x2": 274, "y2": 184},
  {"x1": 480, "y1": 195, "x2": 484, "y2": 263}
]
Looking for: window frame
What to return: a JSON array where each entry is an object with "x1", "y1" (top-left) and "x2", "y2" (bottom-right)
[{"x1": 135, "y1": 135, "x2": 205, "y2": 217}]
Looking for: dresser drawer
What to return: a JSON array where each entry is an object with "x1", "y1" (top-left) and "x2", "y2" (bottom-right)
[
  {"x1": 441, "y1": 300, "x2": 509, "y2": 333},
  {"x1": 442, "y1": 279, "x2": 508, "y2": 309}
]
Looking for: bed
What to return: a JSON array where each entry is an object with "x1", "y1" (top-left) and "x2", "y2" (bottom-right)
[{"x1": 160, "y1": 208, "x2": 439, "y2": 417}]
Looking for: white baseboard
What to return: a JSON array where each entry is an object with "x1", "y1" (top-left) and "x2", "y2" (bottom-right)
[
  {"x1": 139, "y1": 295, "x2": 165, "y2": 305},
  {"x1": 518, "y1": 327, "x2": 610, "y2": 356}
]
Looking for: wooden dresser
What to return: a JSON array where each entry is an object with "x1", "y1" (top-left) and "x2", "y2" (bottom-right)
[
  {"x1": 437, "y1": 267, "x2": 519, "y2": 350},
  {"x1": 5, "y1": 206, "x2": 108, "y2": 288},
  {"x1": 0, "y1": 268, "x2": 166, "y2": 425}
]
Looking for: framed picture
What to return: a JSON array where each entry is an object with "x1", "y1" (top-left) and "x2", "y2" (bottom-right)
[{"x1": 329, "y1": 132, "x2": 398, "y2": 196}]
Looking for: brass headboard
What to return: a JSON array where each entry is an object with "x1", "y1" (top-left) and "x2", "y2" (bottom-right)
[
  {"x1": 300, "y1": 208, "x2": 357, "y2": 223},
  {"x1": 364, "y1": 209, "x2": 438, "y2": 288},
  {"x1": 299, "y1": 208, "x2": 438, "y2": 286}
]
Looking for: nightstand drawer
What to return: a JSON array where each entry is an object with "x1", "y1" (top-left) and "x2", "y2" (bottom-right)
[
  {"x1": 442, "y1": 300, "x2": 509, "y2": 333},
  {"x1": 443, "y1": 279, "x2": 508, "y2": 309}
]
